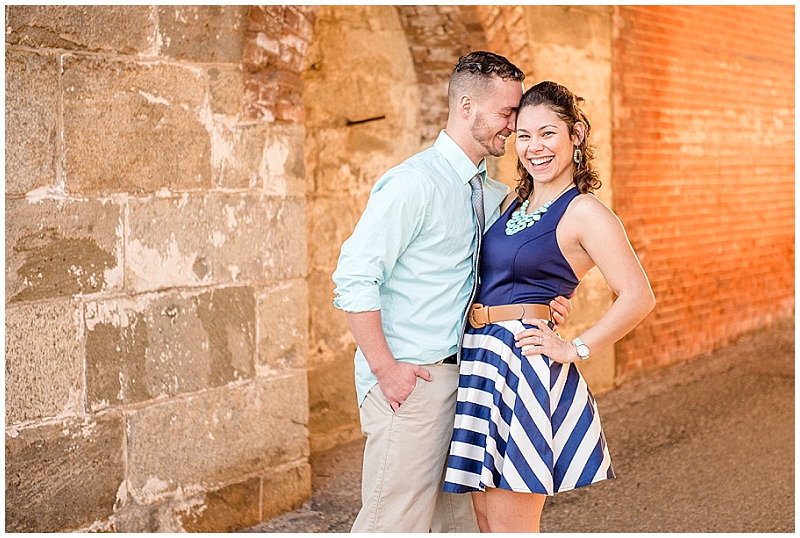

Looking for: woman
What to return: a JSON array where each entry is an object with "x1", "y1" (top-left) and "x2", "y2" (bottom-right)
[{"x1": 442, "y1": 81, "x2": 655, "y2": 532}]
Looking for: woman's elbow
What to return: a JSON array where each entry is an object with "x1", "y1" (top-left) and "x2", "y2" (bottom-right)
[
  {"x1": 641, "y1": 287, "x2": 656, "y2": 316},
  {"x1": 623, "y1": 282, "x2": 655, "y2": 319}
]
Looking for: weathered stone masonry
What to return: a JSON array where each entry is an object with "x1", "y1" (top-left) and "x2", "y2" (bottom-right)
[
  {"x1": 5, "y1": 5, "x2": 794, "y2": 533},
  {"x1": 6, "y1": 6, "x2": 312, "y2": 532}
]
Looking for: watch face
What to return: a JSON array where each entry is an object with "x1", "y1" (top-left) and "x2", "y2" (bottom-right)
[{"x1": 573, "y1": 338, "x2": 589, "y2": 360}]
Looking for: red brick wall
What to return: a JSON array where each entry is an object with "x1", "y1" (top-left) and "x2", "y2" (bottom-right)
[
  {"x1": 242, "y1": 6, "x2": 318, "y2": 122},
  {"x1": 612, "y1": 6, "x2": 795, "y2": 379}
]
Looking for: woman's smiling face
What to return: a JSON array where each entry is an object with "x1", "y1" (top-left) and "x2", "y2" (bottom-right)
[{"x1": 515, "y1": 104, "x2": 581, "y2": 187}]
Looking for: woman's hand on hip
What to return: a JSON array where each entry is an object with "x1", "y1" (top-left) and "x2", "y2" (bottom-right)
[{"x1": 515, "y1": 319, "x2": 579, "y2": 363}]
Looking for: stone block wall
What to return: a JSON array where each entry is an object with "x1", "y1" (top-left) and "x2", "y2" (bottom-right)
[
  {"x1": 301, "y1": 5, "x2": 422, "y2": 453},
  {"x1": 5, "y1": 6, "x2": 311, "y2": 532}
]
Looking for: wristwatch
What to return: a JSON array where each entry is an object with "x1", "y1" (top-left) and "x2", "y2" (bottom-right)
[{"x1": 572, "y1": 337, "x2": 590, "y2": 361}]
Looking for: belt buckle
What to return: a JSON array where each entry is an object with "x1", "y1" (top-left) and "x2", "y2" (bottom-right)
[
  {"x1": 510, "y1": 304, "x2": 526, "y2": 320},
  {"x1": 468, "y1": 303, "x2": 486, "y2": 329}
]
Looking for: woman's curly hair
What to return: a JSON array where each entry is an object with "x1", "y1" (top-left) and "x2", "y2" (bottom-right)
[{"x1": 515, "y1": 81, "x2": 601, "y2": 201}]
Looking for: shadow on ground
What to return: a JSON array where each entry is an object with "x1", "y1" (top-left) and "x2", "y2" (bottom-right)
[{"x1": 244, "y1": 318, "x2": 794, "y2": 533}]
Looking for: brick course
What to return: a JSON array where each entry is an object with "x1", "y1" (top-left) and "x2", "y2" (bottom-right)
[
  {"x1": 242, "y1": 6, "x2": 318, "y2": 122},
  {"x1": 612, "y1": 5, "x2": 794, "y2": 379}
]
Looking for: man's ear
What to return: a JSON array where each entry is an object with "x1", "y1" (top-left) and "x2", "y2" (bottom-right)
[
  {"x1": 572, "y1": 121, "x2": 586, "y2": 145},
  {"x1": 457, "y1": 94, "x2": 474, "y2": 119}
]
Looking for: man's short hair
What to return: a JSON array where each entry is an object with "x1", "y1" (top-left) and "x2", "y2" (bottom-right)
[{"x1": 448, "y1": 51, "x2": 525, "y2": 107}]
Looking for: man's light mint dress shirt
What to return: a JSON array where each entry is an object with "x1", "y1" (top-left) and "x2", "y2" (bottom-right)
[{"x1": 332, "y1": 131, "x2": 509, "y2": 406}]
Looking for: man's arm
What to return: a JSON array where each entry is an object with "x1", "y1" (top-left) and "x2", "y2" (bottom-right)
[
  {"x1": 549, "y1": 295, "x2": 573, "y2": 327},
  {"x1": 345, "y1": 311, "x2": 432, "y2": 411}
]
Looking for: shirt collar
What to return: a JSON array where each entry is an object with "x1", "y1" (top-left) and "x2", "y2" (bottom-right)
[{"x1": 434, "y1": 130, "x2": 487, "y2": 185}]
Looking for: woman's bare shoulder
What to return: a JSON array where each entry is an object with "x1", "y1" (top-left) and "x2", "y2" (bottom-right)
[
  {"x1": 565, "y1": 193, "x2": 622, "y2": 231},
  {"x1": 570, "y1": 192, "x2": 614, "y2": 215}
]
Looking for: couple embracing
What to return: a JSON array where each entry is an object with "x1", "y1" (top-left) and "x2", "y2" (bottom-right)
[{"x1": 333, "y1": 51, "x2": 655, "y2": 533}]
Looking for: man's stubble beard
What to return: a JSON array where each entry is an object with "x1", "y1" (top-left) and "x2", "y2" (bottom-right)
[{"x1": 470, "y1": 111, "x2": 507, "y2": 158}]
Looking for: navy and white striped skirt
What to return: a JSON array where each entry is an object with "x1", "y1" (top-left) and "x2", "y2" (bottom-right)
[{"x1": 443, "y1": 319, "x2": 615, "y2": 495}]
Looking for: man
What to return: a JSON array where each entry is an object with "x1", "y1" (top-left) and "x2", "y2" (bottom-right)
[{"x1": 332, "y1": 52, "x2": 571, "y2": 533}]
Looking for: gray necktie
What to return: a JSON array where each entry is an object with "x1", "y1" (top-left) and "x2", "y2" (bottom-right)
[{"x1": 457, "y1": 173, "x2": 485, "y2": 361}]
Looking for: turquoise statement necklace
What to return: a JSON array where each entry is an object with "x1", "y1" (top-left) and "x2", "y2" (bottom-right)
[{"x1": 505, "y1": 184, "x2": 574, "y2": 236}]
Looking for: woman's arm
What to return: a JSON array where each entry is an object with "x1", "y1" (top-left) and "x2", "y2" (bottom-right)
[
  {"x1": 570, "y1": 198, "x2": 655, "y2": 355},
  {"x1": 518, "y1": 196, "x2": 655, "y2": 363}
]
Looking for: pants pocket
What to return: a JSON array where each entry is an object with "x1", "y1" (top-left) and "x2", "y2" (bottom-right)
[{"x1": 394, "y1": 377, "x2": 422, "y2": 414}]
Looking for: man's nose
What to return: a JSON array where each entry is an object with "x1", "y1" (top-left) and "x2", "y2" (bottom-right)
[{"x1": 507, "y1": 113, "x2": 517, "y2": 132}]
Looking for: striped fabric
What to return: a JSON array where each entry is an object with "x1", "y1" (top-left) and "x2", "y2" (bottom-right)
[{"x1": 443, "y1": 320, "x2": 615, "y2": 495}]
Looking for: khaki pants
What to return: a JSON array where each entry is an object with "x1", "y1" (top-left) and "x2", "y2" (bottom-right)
[{"x1": 351, "y1": 363, "x2": 479, "y2": 533}]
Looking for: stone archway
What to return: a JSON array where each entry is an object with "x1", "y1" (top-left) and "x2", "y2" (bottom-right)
[
  {"x1": 394, "y1": 5, "x2": 532, "y2": 184},
  {"x1": 242, "y1": 5, "x2": 615, "y2": 458},
  {"x1": 297, "y1": 5, "x2": 558, "y2": 455},
  {"x1": 395, "y1": 6, "x2": 487, "y2": 147},
  {"x1": 299, "y1": 5, "x2": 537, "y2": 454}
]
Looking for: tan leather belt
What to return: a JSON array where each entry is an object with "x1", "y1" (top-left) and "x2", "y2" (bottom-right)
[{"x1": 468, "y1": 303, "x2": 552, "y2": 329}]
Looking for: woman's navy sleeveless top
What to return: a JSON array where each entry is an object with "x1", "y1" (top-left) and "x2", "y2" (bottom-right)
[{"x1": 477, "y1": 187, "x2": 581, "y2": 306}]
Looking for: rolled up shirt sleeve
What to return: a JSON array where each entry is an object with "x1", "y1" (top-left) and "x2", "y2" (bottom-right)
[
  {"x1": 332, "y1": 170, "x2": 428, "y2": 313},
  {"x1": 332, "y1": 254, "x2": 383, "y2": 312}
]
